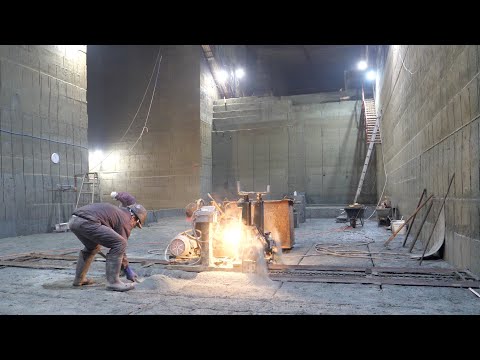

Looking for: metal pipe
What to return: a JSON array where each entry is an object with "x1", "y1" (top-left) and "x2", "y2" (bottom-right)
[
  {"x1": 402, "y1": 189, "x2": 427, "y2": 247},
  {"x1": 408, "y1": 200, "x2": 433, "y2": 253}
]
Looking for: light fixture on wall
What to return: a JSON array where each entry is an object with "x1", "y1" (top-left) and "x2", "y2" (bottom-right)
[
  {"x1": 235, "y1": 68, "x2": 245, "y2": 79},
  {"x1": 356, "y1": 59, "x2": 377, "y2": 82},
  {"x1": 89, "y1": 150, "x2": 104, "y2": 169},
  {"x1": 215, "y1": 67, "x2": 246, "y2": 97},
  {"x1": 357, "y1": 60, "x2": 368, "y2": 71},
  {"x1": 366, "y1": 70, "x2": 377, "y2": 81},
  {"x1": 215, "y1": 70, "x2": 229, "y2": 84}
]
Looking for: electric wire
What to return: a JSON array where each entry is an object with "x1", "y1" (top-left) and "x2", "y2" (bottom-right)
[
  {"x1": 163, "y1": 227, "x2": 203, "y2": 266},
  {"x1": 397, "y1": 46, "x2": 418, "y2": 75},
  {"x1": 129, "y1": 54, "x2": 163, "y2": 152},
  {"x1": 89, "y1": 47, "x2": 162, "y2": 171}
]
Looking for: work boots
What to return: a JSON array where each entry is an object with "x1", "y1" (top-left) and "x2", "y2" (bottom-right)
[
  {"x1": 73, "y1": 249, "x2": 98, "y2": 286},
  {"x1": 105, "y1": 255, "x2": 135, "y2": 292}
]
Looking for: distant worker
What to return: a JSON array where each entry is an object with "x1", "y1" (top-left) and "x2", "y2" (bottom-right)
[
  {"x1": 111, "y1": 191, "x2": 137, "y2": 207},
  {"x1": 68, "y1": 202, "x2": 147, "y2": 292}
]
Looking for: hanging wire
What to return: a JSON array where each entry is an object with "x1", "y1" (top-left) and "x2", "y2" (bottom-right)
[
  {"x1": 89, "y1": 47, "x2": 162, "y2": 171},
  {"x1": 129, "y1": 54, "x2": 163, "y2": 152},
  {"x1": 397, "y1": 45, "x2": 418, "y2": 75}
]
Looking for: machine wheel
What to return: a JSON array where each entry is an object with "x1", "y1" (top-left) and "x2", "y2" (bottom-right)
[{"x1": 350, "y1": 219, "x2": 356, "y2": 228}]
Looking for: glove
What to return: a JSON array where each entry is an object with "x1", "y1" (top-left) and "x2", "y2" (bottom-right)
[
  {"x1": 124, "y1": 266, "x2": 138, "y2": 282},
  {"x1": 110, "y1": 191, "x2": 118, "y2": 199}
]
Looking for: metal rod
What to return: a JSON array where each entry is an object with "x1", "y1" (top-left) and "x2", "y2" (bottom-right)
[
  {"x1": 75, "y1": 173, "x2": 86, "y2": 210},
  {"x1": 384, "y1": 194, "x2": 434, "y2": 246},
  {"x1": 419, "y1": 173, "x2": 455, "y2": 265},
  {"x1": 207, "y1": 193, "x2": 225, "y2": 215},
  {"x1": 408, "y1": 200, "x2": 434, "y2": 253},
  {"x1": 469, "y1": 288, "x2": 480, "y2": 298},
  {"x1": 402, "y1": 189, "x2": 427, "y2": 247}
]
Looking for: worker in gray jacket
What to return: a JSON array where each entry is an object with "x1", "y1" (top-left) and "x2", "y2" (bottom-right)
[
  {"x1": 68, "y1": 202, "x2": 147, "y2": 292},
  {"x1": 111, "y1": 191, "x2": 136, "y2": 207}
]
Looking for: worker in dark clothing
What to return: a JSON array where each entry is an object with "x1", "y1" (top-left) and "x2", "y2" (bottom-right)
[
  {"x1": 110, "y1": 191, "x2": 138, "y2": 280},
  {"x1": 111, "y1": 191, "x2": 137, "y2": 207},
  {"x1": 68, "y1": 202, "x2": 147, "y2": 292}
]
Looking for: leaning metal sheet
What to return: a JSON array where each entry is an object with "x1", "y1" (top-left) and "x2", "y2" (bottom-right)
[{"x1": 411, "y1": 206, "x2": 445, "y2": 260}]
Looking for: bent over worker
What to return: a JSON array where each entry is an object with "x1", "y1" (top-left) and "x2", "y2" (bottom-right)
[
  {"x1": 68, "y1": 202, "x2": 147, "y2": 292},
  {"x1": 110, "y1": 191, "x2": 136, "y2": 207}
]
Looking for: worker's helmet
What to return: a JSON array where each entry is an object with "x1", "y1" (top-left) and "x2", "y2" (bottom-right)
[{"x1": 128, "y1": 204, "x2": 147, "y2": 228}]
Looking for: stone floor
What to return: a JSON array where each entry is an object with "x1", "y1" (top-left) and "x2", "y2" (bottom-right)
[{"x1": 0, "y1": 216, "x2": 479, "y2": 315}]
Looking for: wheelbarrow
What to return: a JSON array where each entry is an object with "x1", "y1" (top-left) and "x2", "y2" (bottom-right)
[
  {"x1": 344, "y1": 204, "x2": 365, "y2": 228},
  {"x1": 376, "y1": 207, "x2": 392, "y2": 226}
]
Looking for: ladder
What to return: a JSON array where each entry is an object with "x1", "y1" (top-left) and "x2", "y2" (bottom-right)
[
  {"x1": 74, "y1": 172, "x2": 101, "y2": 210},
  {"x1": 353, "y1": 95, "x2": 380, "y2": 204},
  {"x1": 365, "y1": 98, "x2": 381, "y2": 144}
]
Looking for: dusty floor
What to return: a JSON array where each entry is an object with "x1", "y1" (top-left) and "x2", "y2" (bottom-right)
[{"x1": 0, "y1": 216, "x2": 479, "y2": 315}]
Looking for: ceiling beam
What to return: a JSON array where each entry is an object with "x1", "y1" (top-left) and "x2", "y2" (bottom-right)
[{"x1": 201, "y1": 45, "x2": 229, "y2": 98}]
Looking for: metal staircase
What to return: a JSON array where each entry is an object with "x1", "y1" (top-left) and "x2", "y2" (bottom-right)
[
  {"x1": 74, "y1": 172, "x2": 101, "y2": 210},
  {"x1": 364, "y1": 98, "x2": 381, "y2": 144},
  {"x1": 353, "y1": 88, "x2": 381, "y2": 204}
]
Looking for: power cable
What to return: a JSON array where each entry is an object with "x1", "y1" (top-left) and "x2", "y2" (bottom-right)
[
  {"x1": 129, "y1": 54, "x2": 163, "y2": 152},
  {"x1": 89, "y1": 47, "x2": 162, "y2": 171},
  {"x1": 396, "y1": 45, "x2": 418, "y2": 75}
]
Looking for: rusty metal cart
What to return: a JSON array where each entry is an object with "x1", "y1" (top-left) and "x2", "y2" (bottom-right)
[{"x1": 344, "y1": 204, "x2": 365, "y2": 228}]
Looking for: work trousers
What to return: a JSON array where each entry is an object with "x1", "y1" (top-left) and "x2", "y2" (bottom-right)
[{"x1": 68, "y1": 215, "x2": 127, "y2": 266}]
